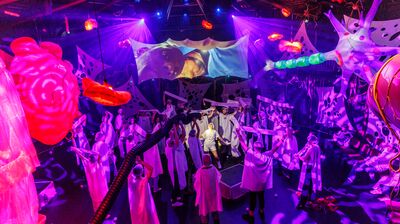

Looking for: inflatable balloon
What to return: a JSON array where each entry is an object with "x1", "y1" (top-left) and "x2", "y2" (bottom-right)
[
  {"x1": 9, "y1": 37, "x2": 79, "y2": 145},
  {"x1": 82, "y1": 77, "x2": 131, "y2": 106},
  {"x1": 367, "y1": 54, "x2": 400, "y2": 130}
]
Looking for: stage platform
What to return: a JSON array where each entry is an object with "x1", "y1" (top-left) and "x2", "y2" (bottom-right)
[{"x1": 220, "y1": 164, "x2": 247, "y2": 200}]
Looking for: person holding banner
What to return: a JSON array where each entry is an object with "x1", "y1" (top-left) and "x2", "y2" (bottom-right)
[
  {"x1": 92, "y1": 132, "x2": 112, "y2": 184},
  {"x1": 295, "y1": 133, "x2": 322, "y2": 210}
]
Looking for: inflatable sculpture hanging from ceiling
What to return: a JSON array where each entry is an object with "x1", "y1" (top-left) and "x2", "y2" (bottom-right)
[{"x1": 8, "y1": 37, "x2": 80, "y2": 145}]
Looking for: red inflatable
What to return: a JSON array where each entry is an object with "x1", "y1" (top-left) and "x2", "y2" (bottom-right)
[
  {"x1": 9, "y1": 37, "x2": 79, "y2": 145},
  {"x1": 368, "y1": 54, "x2": 400, "y2": 130},
  {"x1": 82, "y1": 78, "x2": 131, "y2": 106}
]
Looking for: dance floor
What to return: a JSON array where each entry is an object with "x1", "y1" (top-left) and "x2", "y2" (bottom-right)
[{"x1": 35, "y1": 142, "x2": 388, "y2": 224}]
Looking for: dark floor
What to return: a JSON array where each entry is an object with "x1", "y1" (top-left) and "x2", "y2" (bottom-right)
[{"x1": 34, "y1": 142, "x2": 388, "y2": 224}]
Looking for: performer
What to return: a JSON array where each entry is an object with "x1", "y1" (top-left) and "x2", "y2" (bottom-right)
[
  {"x1": 143, "y1": 119, "x2": 163, "y2": 192},
  {"x1": 126, "y1": 116, "x2": 148, "y2": 152},
  {"x1": 188, "y1": 129, "x2": 204, "y2": 170},
  {"x1": 165, "y1": 126, "x2": 188, "y2": 206},
  {"x1": 114, "y1": 108, "x2": 124, "y2": 134},
  {"x1": 92, "y1": 132, "x2": 112, "y2": 184},
  {"x1": 230, "y1": 115, "x2": 243, "y2": 158},
  {"x1": 201, "y1": 123, "x2": 226, "y2": 169},
  {"x1": 252, "y1": 111, "x2": 268, "y2": 150},
  {"x1": 218, "y1": 107, "x2": 235, "y2": 162},
  {"x1": 163, "y1": 98, "x2": 176, "y2": 119},
  {"x1": 0, "y1": 58, "x2": 40, "y2": 224},
  {"x1": 70, "y1": 146, "x2": 108, "y2": 211},
  {"x1": 281, "y1": 125, "x2": 299, "y2": 171},
  {"x1": 101, "y1": 111, "x2": 116, "y2": 149},
  {"x1": 118, "y1": 123, "x2": 129, "y2": 158},
  {"x1": 194, "y1": 154, "x2": 223, "y2": 224},
  {"x1": 295, "y1": 133, "x2": 322, "y2": 209},
  {"x1": 128, "y1": 157, "x2": 160, "y2": 224},
  {"x1": 72, "y1": 124, "x2": 90, "y2": 169},
  {"x1": 238, "y1": 129, "x2": 283, "y2": 222}
]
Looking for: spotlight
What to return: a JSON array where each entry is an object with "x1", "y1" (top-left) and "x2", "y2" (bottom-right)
[
  {"x1": 140, "y1": 18, "x2": 145, "y2": 24},
  {"x1": 231, "y1": 15, "x2": 235, "y2": 18},
  {"x1": 216, "y1": 8, "x2": 221, "y2": 13},
  {"x1": 281, "y1": 8, "x2": 291, "y2": 17},
  {"x1": 156, "y1": 11, "x2": 161, "y2": 16},
  {"x1": 183, "y1": 13, "x2": 188, "y2": 17},
  {"x1": 201, "y1": 19, "x2": 213, "y2": 30},
  {"x1": 84, "y1": 18, "x2": 98, "y2": 31}
]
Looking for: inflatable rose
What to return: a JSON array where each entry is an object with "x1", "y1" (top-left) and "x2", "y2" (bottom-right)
[
  {"x1": 9, "y1": 37, "x2": 79, "y2": 145},
  {"x1": 367, "y1": 54, "x2": 400, "y2": 130}
]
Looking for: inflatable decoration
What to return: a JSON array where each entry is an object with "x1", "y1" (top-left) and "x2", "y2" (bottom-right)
[
  {"x1": 367, "y1": 54, "x2": 400, "y2": 172},
  {"x1": 278, "y1": 40, "x2": 302, "y2": 53},
  {"x1": 266, "y1": 0, "x2": 400, "y2": 96},
  {"x1": 267, "y1": 33, "x2": 284, "y2": 41},
  {"x1": 82, "y1": 77, "x2": 132, "y2": 106},
  {"x1": 9, "y1": 37, "x2": 80, "y2": 145}
]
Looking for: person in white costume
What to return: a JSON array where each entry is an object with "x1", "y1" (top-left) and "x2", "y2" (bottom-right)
[
  {"x1": 194, "y1": 154, "x2": 222, "y2": 224},
  {"x1": 128, "y1": 157, "x2": 160, "y2": 224}
]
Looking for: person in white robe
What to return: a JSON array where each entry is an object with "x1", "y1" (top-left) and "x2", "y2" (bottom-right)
[
  {"x1": 230, "y1": 115, "x2": 242, "y2": 158},
  {"x1": 128, "y1": 157, "x2": 160, "y2": 224},
  {"x1": 72, "y1": 124, "x2": 90, "y2": 168},
  {"x1": 165, "y1": 126, "x2": 188, "y2": 206},
  {"x1": 163, "y1": 99, "x2": 176, "y2": 119},
  {"x1": 281, "y1": 126, "x2": 299, "y2": 171},
  {"x1": 126, "y1": 116, "x2": 148, "y2": 152},
  {"x1": 238, "y1": 128, "x2": 283, "y2": 222},
  {"x1": 188, "y1": 130, "x2": 204, "y2": 170},
  {"x1": 295, "y1": 133, "x2": 322, "y2": 209},
  {"x1": 92, "y1": 132, "x2": 112, "y2": 184},
  {"x1": 194, "y1": 154, "x2": 222, "y2": 224},
  {"x1": 118, "y1": 123, "x2": 129, "y2": 158},
  {"x1": 70, "y1": 146, "x2": 108, "y2": 211},
  {"x1": 101, "y1": 111, "x2": 117, "y2": 177},
  {"x1": 114, "y1": 108, "x2": 124, "y2": 133},
  {"x1": 143, "y1": 121, "x2": 163, "y2": 192}
]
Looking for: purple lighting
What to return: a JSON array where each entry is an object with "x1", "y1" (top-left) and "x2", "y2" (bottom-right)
[{"x1": 231, "y1": 15, "x2": 235, "y2": 18}]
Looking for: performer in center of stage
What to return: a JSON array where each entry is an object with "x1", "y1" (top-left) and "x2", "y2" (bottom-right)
[
  {"x1": 295, "y1": 133, "x2": 322, "y2": 209},
  {"x1": 238, "y1": 128, "x2": 283, "y2": 223},
  {"x1": 201, "y1": 123, "x2": 227, "y2": 169},
  {"x1": 194, "y1": 154, "x2": 223, "y2": 224},
  {"x1": 128, "y1": 157, "x2": 160, "y2": 224}
]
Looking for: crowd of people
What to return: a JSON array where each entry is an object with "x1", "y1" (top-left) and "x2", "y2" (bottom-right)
[{"x1": 67, "y1": 95, "x2": 336, "y2": 224}]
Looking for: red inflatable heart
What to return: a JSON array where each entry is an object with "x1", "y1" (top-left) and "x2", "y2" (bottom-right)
[{"x1": 9, "y1": 37, "x2": 80, "y2": 145}]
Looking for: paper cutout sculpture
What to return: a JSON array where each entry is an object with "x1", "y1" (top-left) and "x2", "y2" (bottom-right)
[
  {"x1": 82, "y1": 78, "x2": 132, "y2": 106},
  {"x1": 266, "y1": 0, "x2": 400, "y2": 96},
  {"x1": 179, "y1": 80, "x2": 211, "y2": 109},
  {"x1": 76, "y1": 46, "x2": 111, "y2": 81},
  {"x1": 9, "y1": 37, "x2": 79, "y2": 145}
]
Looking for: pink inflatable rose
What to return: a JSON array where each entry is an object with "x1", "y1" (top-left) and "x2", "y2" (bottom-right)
[{"x1": 9, "y1": 37, "x2": 79, "y2": 145}]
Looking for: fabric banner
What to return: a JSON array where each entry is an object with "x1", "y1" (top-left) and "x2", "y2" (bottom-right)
[
  {"x1": 76, "y1": 46, "x2": 111, "y2": 81},
  {"x1": 178, "y1": 80, "x2": 211, "y2": 109},
  {"x1": 315, "y1": 87, "x2": 349, "y2": 128},
  {"x1": 221, "y1": 80, "x2": 251, "y2": 102},
  {"x1": 366, "y1": 109, "x2": 399, "y2": 144},
  {"x1": 116, "y1": 79, "x2": 156, "y2": 117},
  {"x1": 131, "y1": 36, "x2": 249, "y2": 83}
]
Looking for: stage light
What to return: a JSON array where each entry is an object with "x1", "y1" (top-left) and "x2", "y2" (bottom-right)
[
  {"x1": 156, "y1": 11, "x2": 161, "y2": 16},
  {"x1": 267, "y1": 33, "x2": 284, "y2": 41},
  {"x1": 64, "y1": 15, "x2": 70, "y2": 34},
  {"x1": 84, "y1": 18, "x2": 98, "y2": 31},
  {"x1": 3, "y1": 10, "x2": 20, "y2": 17},
  {"x1": 139, "y1": 18, "x2": 145, "y2": 24},
  {"x1": 183, "y1": 13, "x2": 188, "y2": 17},
  {"x1": 216, "y1": 8, "x2": 221, "y2": 13},
  {"x1": 202, "y1": 19, "x2": 213, "y2": 30},
  {"x1": 281, "y1": 8, "x2": 291, "y2": 17},
  {"x1": 231, "y1": 15, "x2": 235, "y2": 18}
]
